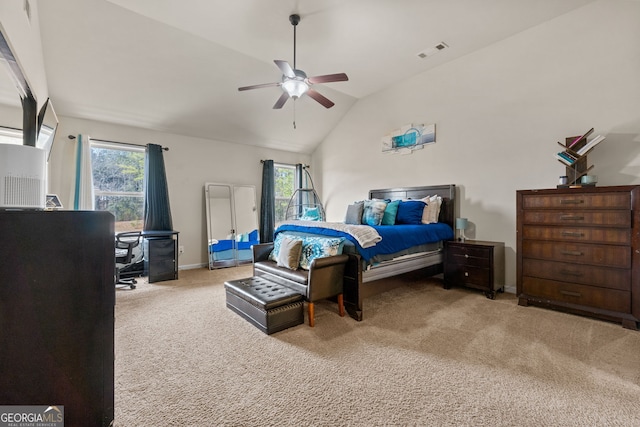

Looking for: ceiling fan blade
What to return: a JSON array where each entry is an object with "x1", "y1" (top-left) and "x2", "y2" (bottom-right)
[
  {"x1": 307, "y1": 88, "x2": 335, "y2": 108},
  {"x1": 273, "y1": 92, "x2": 289, "y2": 109},
  {"x1": 274, "y1": 60, "x2": 295, "y2": 78},
  {"x1": 307, "y1": 73, "x2": 349, "y2": 84},
  {"x1": 238, "y1": 82, "x2": 281, "y2": 91}
]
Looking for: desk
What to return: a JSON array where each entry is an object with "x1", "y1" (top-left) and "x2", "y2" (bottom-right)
[{"x1": 143, "y1": 230, "x2": 179, "y2": 283}]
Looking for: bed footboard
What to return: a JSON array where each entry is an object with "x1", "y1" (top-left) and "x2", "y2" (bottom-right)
[
  {"x1": 343, "y1": 254, "x2": 364, "y2": 321},
  {"x1": 343, "y1": 252, "x2": 445, "y2": 322}
]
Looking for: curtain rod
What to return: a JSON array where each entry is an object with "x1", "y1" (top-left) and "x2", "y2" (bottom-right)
[
  {"x1": 260, "y1": 160, "x2": 309, "y2": 168},
  {"x1": 67, "y1": 134, "x2": 169, "y2": 151}
]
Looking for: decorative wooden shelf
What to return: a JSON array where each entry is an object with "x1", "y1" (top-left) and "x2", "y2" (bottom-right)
[{"x1": 555, "y1": 128, "x2": 604, "y2": 187}]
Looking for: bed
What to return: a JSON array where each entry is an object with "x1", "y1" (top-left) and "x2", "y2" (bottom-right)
[{"x1": 274, "y1": 184, "x2": 456, "y2": 320}]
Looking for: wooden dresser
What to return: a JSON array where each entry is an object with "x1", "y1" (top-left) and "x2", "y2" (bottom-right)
[{"x1": 516, "y1": 186, "x2": 640, "y2": 330}]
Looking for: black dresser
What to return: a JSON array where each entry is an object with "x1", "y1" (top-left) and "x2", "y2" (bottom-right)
[{"x1": 0, "y1": 210, "x2": 115, "y2": 426}]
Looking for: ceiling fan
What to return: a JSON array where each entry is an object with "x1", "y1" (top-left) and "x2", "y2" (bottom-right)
[{"x1": 238, "y1": 14, "x2": 348, "y2": 109}]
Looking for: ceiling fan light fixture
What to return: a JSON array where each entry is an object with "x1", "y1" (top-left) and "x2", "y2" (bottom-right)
[
  {"x1": 282, "y1": 78, "x2": 309, "y2": 99},
  {"x1": 238, "y1": 13, "x2": 347, "y2": 110}
]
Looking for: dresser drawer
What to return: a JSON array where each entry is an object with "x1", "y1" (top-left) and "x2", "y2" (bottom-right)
[
  {"x1": 521, "y1": 241, "x2": 631, "y2": 268},
  {"x1": 521, "y1": 225, "x2": 631, "y2": 245},
  {"x1": 522, "y1": 258, "x2": 630, "y2": 291},
  {"x1": 521, "y1": 277, "x2": 631, "y2": 313},
  {"x1": 522, "y1": 192, "x2": 630, "y2": 210},
  {"x1": 445, "y1": 265, "x2": 491, "y2": 288},
  {"x1": 446, "y1": 244, "x2": 492, "y2": 268},
  {"x1": 521, "y1": 210, "x2": 631, "y2": 227}
]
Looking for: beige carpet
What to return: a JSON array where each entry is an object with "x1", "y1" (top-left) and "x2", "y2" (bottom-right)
[{"x1": 114, "y1": 267, "x2": 640, "y2": 426}]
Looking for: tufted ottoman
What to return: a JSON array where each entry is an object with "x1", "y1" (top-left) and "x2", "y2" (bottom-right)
[{"x1": 224, "y1": 276, "x2": 304, "y2": 334}]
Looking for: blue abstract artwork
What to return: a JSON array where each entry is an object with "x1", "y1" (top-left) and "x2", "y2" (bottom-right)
[{"x1": 382, "y1": 123, "x2": 436, "y2": 152}]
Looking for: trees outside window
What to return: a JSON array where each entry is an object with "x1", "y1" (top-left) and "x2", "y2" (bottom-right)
[
  {"x1": 274, "y1": 164, "x2": 296, "y2": 223},
  {"x1": 91, "y1": 143, "x2": 144, "y2": 232}
]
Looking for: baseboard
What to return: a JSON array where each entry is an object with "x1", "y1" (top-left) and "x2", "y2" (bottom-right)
[{"x1": 179, "y1": 263, "x2": 207, "y2": 270}]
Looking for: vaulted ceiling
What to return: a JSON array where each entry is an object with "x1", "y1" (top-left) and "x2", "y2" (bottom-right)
[{"x1": 2, "y1": 0, "x2": 596, "y2": 153}]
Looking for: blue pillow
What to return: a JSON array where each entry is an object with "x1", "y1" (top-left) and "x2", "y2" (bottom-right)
[
  {"x1": 299, "y1": 237, "x2": 345, "y2": 270},
  {"x1": 362, "y1": 200, "x2": 387, "y2": 226},
  {"x1": 381, "y1": 200, "x2": 400, "y2": 225},
  {"x1": 396, "y1": 200, "x2": 427, "y2": 225}
]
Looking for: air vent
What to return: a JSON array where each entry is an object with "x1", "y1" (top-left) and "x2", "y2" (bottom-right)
[
  {"x1": 417, "y1": 42, "x2": 448, "y2": 59},
  {"x1": 24, "y1": 0, "x2": 32, "y2": 23}
]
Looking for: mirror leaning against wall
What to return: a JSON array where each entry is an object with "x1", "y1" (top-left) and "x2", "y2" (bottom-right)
[{"x1": 205, "y1": 183, "x2": 259, "y2": 269}]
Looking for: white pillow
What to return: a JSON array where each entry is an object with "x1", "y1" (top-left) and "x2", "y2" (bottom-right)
[{"x1": 421, "y1": 195, "x2": 442, "y2": 224}]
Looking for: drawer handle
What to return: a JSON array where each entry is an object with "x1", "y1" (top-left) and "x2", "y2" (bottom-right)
[
  {"x1": 559, "y1": 269, "x2": 583, "y2": 277},
  {"x1": 560, "y1": 250, "x2": 583, "y2": 256},
  {"x1": 560, "y1": 215, "x2": 585, "y2": 221},
  {"x1": 464, "y1": 254, "x2": 469, "y2": 258},
  {"x1": 560, "y1": 290, "x2": 582, "y2": 298},
  {"x1": 561, "y1": 231, "x2": 584, "y2": 237},
  {"x1": 560, "y1": 199, "x2": 584, "y2": 205},
  {"x1": 464, "y1": 272, "x2": 469, "y2": 277}
]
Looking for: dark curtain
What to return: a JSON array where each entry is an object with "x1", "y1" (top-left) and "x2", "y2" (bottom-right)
[
  {"x1": 144, "y1": 144, "x2": 173, "y2": 231},
  {"x1": 259, "y1": 160, "x2": 275, "y2": 243},
  {"x1": 295, "y1": 163, "x2": 303, "y2": 218},
  {"x1": 296, "y1": 163, "x2": 303, "y2": 188}
]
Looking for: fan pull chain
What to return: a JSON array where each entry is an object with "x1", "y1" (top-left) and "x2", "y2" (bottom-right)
[{"x1": 293, "y1": 100, "x2": 297, "y2": 129}]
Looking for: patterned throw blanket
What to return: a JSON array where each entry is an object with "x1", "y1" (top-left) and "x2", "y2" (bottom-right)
[{"x1": 276, "y1": 220, "x2": 382, "y2": 248}]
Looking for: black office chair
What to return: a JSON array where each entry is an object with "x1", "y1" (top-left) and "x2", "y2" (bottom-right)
[{"x1": 115, "y1": 231, "x2": 143, "y2": 289}]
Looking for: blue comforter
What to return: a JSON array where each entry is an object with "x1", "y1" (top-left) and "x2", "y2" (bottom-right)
[{"x1": 275, "y1": 223, "x2": 453, "y2": 262}]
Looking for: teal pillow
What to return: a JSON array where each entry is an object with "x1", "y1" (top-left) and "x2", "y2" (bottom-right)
[
  {"x1": 362, "y1": 200, "x2": 387, "y2": 226},
  {"x1": 381, "y1": 200, "x2": 400, "y2": 225},
  {"x1": 299, "y1": 237, "x2": 345, "y2": 270},
  {"x1": 300, "y1": 206, "x2": 321, "y2": 221}
]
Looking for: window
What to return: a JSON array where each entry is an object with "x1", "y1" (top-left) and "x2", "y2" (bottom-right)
[
  {"x1": 0, "y1": 127, "x2": 22, "y2": 145},
  {"x1": 274, "y1": 163, "x2": 297, "y2": 223},
  {"x1": 91, "y1": 141, "x2": 145, "y2": 232}
]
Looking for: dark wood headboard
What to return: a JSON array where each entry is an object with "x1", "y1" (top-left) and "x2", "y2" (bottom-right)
[{"x1": 369, "y1": 184, "x2": 456, "y2": 229}]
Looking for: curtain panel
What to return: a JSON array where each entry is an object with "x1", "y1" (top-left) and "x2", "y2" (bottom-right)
[
  {"x1": 73, "y1": 134, "x2": 95, "y2": 210},
  {"x1": 144, "y1": 143, "x2": 173, "y2": 231},
  {"x1": 259, "y1": 160, "x2": 275, "y2": 243}
]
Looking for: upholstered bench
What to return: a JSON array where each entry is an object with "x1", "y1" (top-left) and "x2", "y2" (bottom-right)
[
  {"x1": 224, "y1": 276, "x2": 304, "y2": 334},
  {"x1": 252, "y1": 242, "x2": 348, "y2": 327}
]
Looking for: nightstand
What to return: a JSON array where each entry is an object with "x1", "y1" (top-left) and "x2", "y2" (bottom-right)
[{"x1": 444, "y1": 240, "x2": 505, "y2": 299}]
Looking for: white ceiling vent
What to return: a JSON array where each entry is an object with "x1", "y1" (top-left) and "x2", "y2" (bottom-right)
[{"x1": 417, "y1": 42, "x2": 448, "y2": 59}]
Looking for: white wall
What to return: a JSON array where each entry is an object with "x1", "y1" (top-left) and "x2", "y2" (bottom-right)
[
  {"x1": 49, "y1": 116, "x2": 310, "y2": 268},
  {"x1": 312, "y1": 0, "x2": 640, "y2": 286},
  {"x1": 0, "y1": 104, "x2": 22, "y2": 127},
  {"x1": 0, "y1": 0, "x2": 49, "y2": 108}
]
